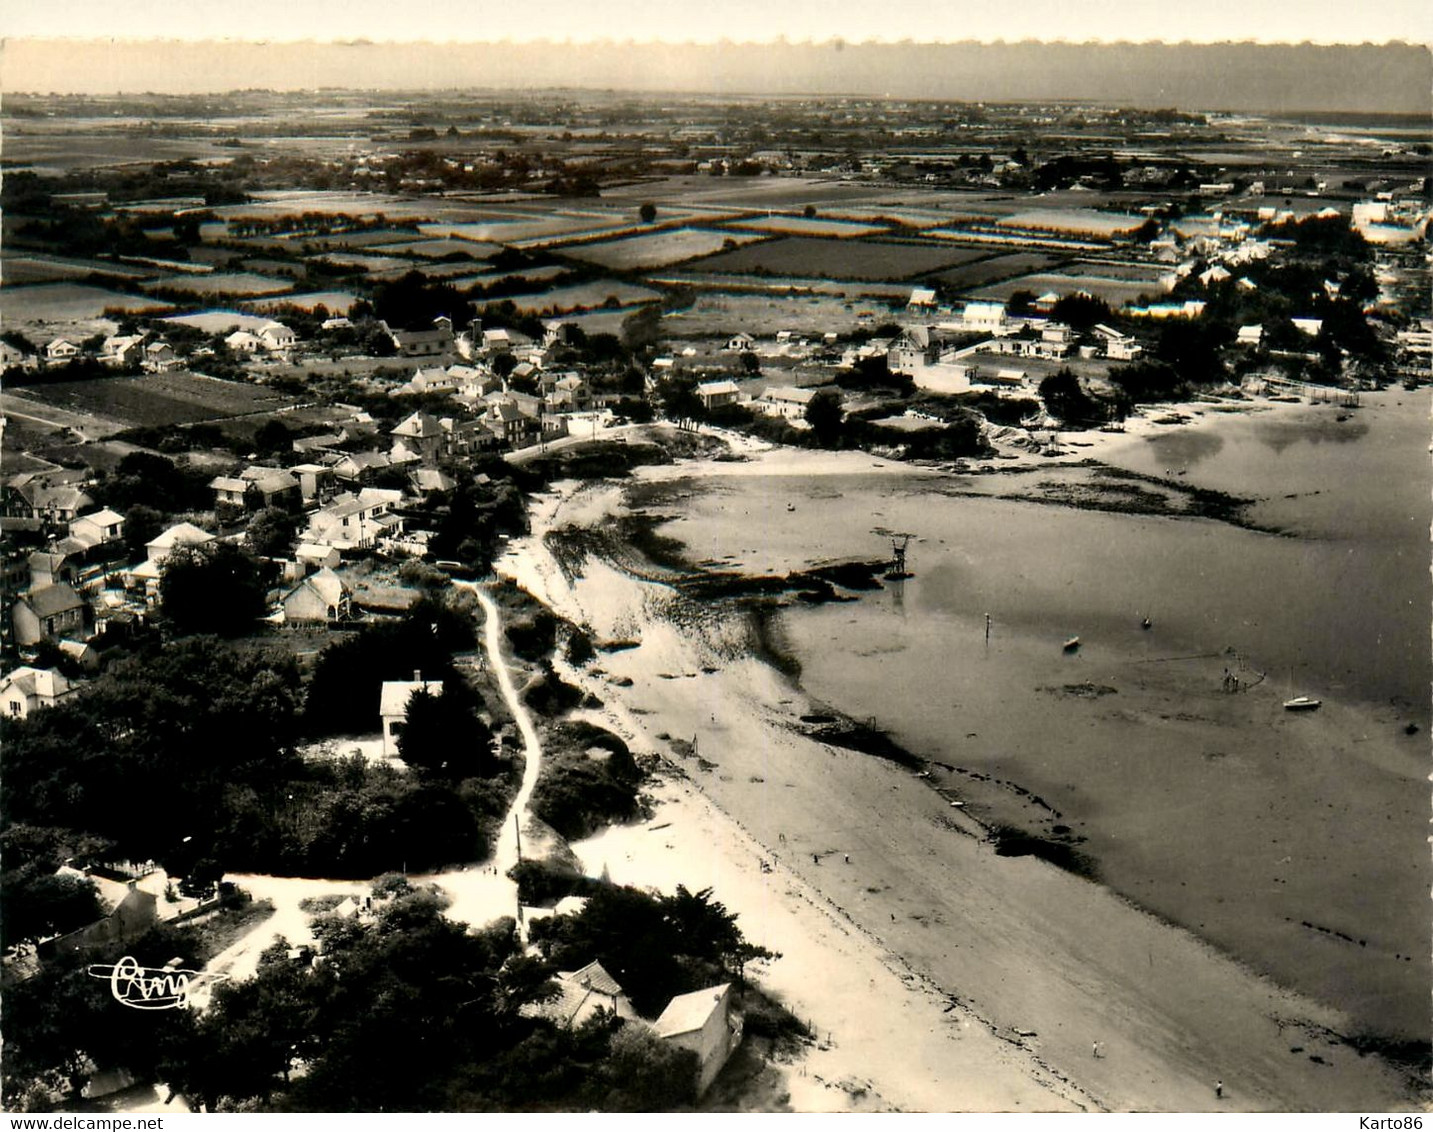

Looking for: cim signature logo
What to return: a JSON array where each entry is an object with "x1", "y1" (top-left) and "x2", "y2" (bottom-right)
[{"x1": 87, "y1": 956, "x2": 200, "y2": 1010}]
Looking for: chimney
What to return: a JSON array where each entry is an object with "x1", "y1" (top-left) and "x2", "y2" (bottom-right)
[{"x1": 413, "y1": 669, "x2": 422, "y2": 682}]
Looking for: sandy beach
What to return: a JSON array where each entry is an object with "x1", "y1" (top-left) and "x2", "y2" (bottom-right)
[{"x1": 494, "y1": 409, "x2": 1429, "y2": 1112}]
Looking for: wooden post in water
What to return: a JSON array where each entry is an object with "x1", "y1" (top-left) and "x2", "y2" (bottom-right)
[{"x1": 985, "y1": 613, "x2": 991, "y2": 644}]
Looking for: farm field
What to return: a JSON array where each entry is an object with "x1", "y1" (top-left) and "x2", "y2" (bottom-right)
[
  {"x1": 659, "y1": 271, "x2": 912, "y2": 299},
  {"x1": 447, "y1": 265, "x2": 571, "y2": 290},
  {"x1": 722, "y1": 214, "x2": 888, "y2": 238},
  {"x1": 368, "y1": 237, "x2": 502, "y2": 259},
  {"x1": 142, "y1": 272, "x2": 294, "y2": 297},
  {"x1": 2, "y1": 254, "x2": 151, "y2": 285},
  {"x1": 1053, "y1": 259, "x2": 1173, "y2": 283},
  {"x1": 970, "y1": 271, "x2": 1168, "y2": 306},
  {"x1": 489, "y1": 279, "x2": 663, "y2": 315},
  {"x1": 559, "y1": 227, "x2": 764, "y2": 270},
  {"x1": 312, "y1": 253, "x2": 420, "y2": 274},
  {"x1": 820, "y1": 206, "x2": 960, "y2": 229},
  {"x1": 164, "y1": 310, "x2": 272, "y2": 333},
  {"x1": 293, "y1": 229, "x2": 428, "y2": 250},
  {"x1": 995, "y1": 208, "x2": 1148, "y2": 237},
  {"x1": 928, "y1": 252, "x2": 1066, "y2": 291},
  {"x1": 686, "y1": 235, "x2": 991, "y2": 280},
  {"x1": 421, "y1": 215, "x2": 629, "y2": 244},
  {"x1": 17, "y1": 371, "x2": 297, "y2": 430},
  {"x1": 248, "y1": 291, "x2": 361, "y2": 314},
  {"x1": 660, "y1": 291, "x2": 888, "y2": 338},
  {"x1": 2, "y1": 282, "x2": 174, "y2": 322}
]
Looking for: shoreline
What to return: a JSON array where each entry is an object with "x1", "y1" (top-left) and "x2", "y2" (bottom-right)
[{"x1": 493, "y1": 417, "x2": 1429, "y2": 1110}]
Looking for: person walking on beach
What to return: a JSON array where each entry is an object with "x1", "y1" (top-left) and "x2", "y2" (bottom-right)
[
  {"x1": 1092, "y1": 1041, "x2": 1102, "y2": 1059},
  {"x1": 1214, "y1": 1080, "x2": 1223, "y2": 1100}
]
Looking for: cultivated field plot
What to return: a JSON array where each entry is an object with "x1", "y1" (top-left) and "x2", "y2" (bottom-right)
[
  {"x1": 686, "y1": 236, "x2": 991, "y2": 280},
  {"x1": 164, "y1": 310, "x2": 273, "y2": 333},
  {"x1": 560, "y1": 227, "x2": 765, "y2": 270},
  {"x1": 421, "y1": 215, "x2": 629, "y2": 245},
  {"x1": 447, "y1": 265, "x2": 571, "y2": 291},
  {"x1": 928, "y1": 253, "x2": 1066, "y2": 291},
  {"x1": 2, "y1": 283, "x2": 175, "y2": 322},
  {"x1": 3, "y1": 255, "x2": 151, "y2": 286},
  {"x1": 377, "y1": 260, "x2": 497, "y2": 281},
  {"x1": 490, "y1": 280, "x2": 663, "y2": 315},
  {"x1": 248, "y1": 291, "x2": 361, "y2": 314},
  {"x1": 142, "y1": 272, "x2": 294, "y2": 297},
  {"x1": 722, "y1": 215, "x2": 888, "y2": 238},
  {"x1": 1053, "y1": 260, "x2": 1172, "y2": 283},
  {"x1": 659, "y1": 272, "x2": 912, "y2": 300},
  {"x1": 20, "y1": 371, "x2": 296, "y2": 429},
  {"x1": 661, "y1": 292, "x2": 891, "y2": 338},
  {"x1": 295, "y1": 229, "x2": 429, "y2": 251},
  {"x1": 970, "y1": 272, "x2": 1167, "y2": 306},
  {"x1": 368, "y1": 238, "x2": 502, "y2": 259},
  {"x1": 995, "y1": 209, "x2": 1148, "y2": 237},
  {"x1": 312, "y1": 253, "x2": 420, "y2": 274},
  {"x1": 820, "y1": 207, "x2": 959, "y2": 230}
]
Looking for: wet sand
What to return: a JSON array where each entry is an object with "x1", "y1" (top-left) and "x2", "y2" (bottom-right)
[{"x1": 498, "y1": 433, "x2": 1430, "y2": 1110}]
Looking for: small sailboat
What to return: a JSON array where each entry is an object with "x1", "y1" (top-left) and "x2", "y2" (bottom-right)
[
  {"x1": 1140, "y1": 616, "x2": 1152, "y2": 630},
  {"x1": 1283, "y1": 695, "x2": 1321, "y2": 711},
  {"x1": 1063, "y1": 636, "x2": 1081, "y2": 653}
]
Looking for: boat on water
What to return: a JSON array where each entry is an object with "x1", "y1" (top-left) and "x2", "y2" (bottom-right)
[
  {"x1": 1283, "y1": 696, "x2": 1322, "y2": 711},
  {"x1": 1063, "y1": 636, "x2": 1081, "y2": 652},
  {"x1": 1140, "y1": 616, "x2": 1152, "y2": 630}
]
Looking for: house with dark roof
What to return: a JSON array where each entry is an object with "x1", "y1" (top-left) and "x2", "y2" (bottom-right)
[
  {"x1": 521, "y1": 960, "x2": 637, "y2": 1029},
  {"x1": 390, "y1": 412, "x2": 445, "y2": 466},
  {"x1": 12, "y1": 583, "x2": 88, "y2": 647},
  {"x1": 391, "y1": 328, "x2": 454, "y2": 357}
]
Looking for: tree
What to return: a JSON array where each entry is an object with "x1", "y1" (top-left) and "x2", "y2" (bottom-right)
[
  {"x1": 638, "y1": 202, "x2": 657, "y2": 224},
  {"x1": 245, "y1": 507, "x2": 298, "y2": 560},
  {"x1": 1038, "y1": 370, "x2": 1099, "y2": 426},
  {"x1": 738, "y1": 350, "x2": 760, "y2": 374},
  {"x1": 122, "y1": 504, "x2": 164, "y2": 564},
  {"x1": 802, "y1": 204, "x2": 817, "y2": 219},
  {"x1": 396, "y1": 684, "x2": 494, "y2": 779},
  {"x1": 160, "y1": 542, "x2": 268, "y2": 637},
  {"x1": 804, "y1": 388, "x2": 845, "y2": 446},
  {"x1": 253, "y1": 419, "x2": 293, "y2": 459}
]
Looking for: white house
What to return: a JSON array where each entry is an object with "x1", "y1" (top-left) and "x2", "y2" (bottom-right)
[
  {"x1": 695, "y1": 380, "x2": 740, "y2": 411},
  {"x1": 1, "y1": 666, "x2": 73, "y2": 720},
  {"x1": 962, "y1": 302, "x2": 1008, "y2": 332},
  {"x1": 379, "y1": 675, "x2": 444, "y2": 759},
  {"x1": 225, "y1": 330, "x2": 264, "y2": 354},
  {"x1": 755, "y1": 386, "x2": 817, "y2": 420},
  {"x1": 652, "y1": 983, "x2": 742, "y2": 1096},
  {"x1": 725, "y1": 333, "x2": 755, "y2": 353},
  {"x1": 259, "y1": 321, "x2": 298, "y2": 352}
]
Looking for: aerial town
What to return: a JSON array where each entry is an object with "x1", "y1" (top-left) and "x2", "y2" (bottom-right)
[{"x1": 1, "y1": 83, "x2": 1429, "y2": 1114}]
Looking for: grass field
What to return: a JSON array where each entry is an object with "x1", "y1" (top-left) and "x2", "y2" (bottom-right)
[
  {"x1": 995, "y1": 209, "x2": 1148, "y2": 237},
  {"x1": 249, "y1": 291, "x2": 361, "y2": 314},
  {"x1": 2, "y1": 255, "x2": 151, "y2": 285},
  {"x1": 142, "y1": 272, "x2": 294, "y2": 297},
  {"x1": 448, "y1": 265, "x2": 571, "y2": 291},
  {"x1": 19, "y1": 371, "x2": 296, "y2": 429},
  {"x1": 490, "y1": 280, "x2": 663, "y2": 315},
  {"x1": 560, "y1": 227, "x2": 764, "y2": 270},
  {"x1": 928, "y1": 253, "x2": 1066, "y2": 291},
  {"x1": 970, "y1": 272, "x2": 1168, "y2": 307},
  {"x1": 164, "y1": 310, "x2": 272, "y2": 333},
  {"x1": 661, "y1": 292, "x2": 891, "y2": 338},
  {"x1": 3, "y1": 282, "x2": 175, "y2": 322},
  {"x1": 368, "y1": 237, "x2": 502, "y2": 259},
  {"x1": 686, "y1": 236, "x2": 992, "y2": 281},
  {"x1": 722, "y1": 215, "x2": 888, "y2": 238}
]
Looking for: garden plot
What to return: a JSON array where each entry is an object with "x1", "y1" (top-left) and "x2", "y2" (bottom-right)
[
  {"x1": 2, "y1": 283, "x2": 174, "y2": 323},
  {"x1": 19, "y1": 371, "x2": 295, "y2": 430},
  {"x1": 928, "y1": 253, "x2": 1066, "y2": 292},
  {"x1": 561, "y1": 227, "x2": 765, "y2": 270},
  {"x1": 483, "y1": 280, "x2": 663, "y2": 315},
  {"x1": 686, "y1": 236, "x2": 991, "y2": 281},
  {"x1": 722, "y1": 215, "x2": 888, "y2": 238},
  {"x1": 142, "y1": 272, "x2": 293, "y2": 298}
]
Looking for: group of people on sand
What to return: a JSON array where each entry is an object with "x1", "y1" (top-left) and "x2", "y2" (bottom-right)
[{"x1": 1092, "y1": 1042, "x2": 1225, "y2": 1102}]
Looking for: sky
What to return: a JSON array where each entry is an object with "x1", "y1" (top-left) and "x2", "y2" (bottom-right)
[{"x1": 3, "y1": 0, "x2": 1432, "y2": 46}]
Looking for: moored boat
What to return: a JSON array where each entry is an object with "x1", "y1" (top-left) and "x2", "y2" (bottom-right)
[
  {"x1": 1063, "y1": 636, "x2": 1081, "y2": 652},
  {"x1": 1283, "y1": 695, "x2": 1321, "y2": 711}
]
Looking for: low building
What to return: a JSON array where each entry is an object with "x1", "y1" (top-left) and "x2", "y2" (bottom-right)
[
  {"x1": 1, "y1": 666, "x2": 74, "y2": 719},
  {"x1": 69, "y1": 508, "x2": 125, "y2": 550},
  {"x1": 652, "y1": 983, "x2": 742, "y2": 1096},
  {"x1": 282, "y1": 566, "x2": 351, "y2": 624},
  {"x1": 379, "y1": 675, "x2": 444, "y2": 758},
  {"x1": 521, "y1": 960, "x2": 637, "y2": 1029},
  {"x1": 695, "y1": 380, "x2": 741, "y2": 411},
  {"x1": 12, "y1": 583, "x2": 88, "y2": 646},
  {"x1": 392, "y1": 328, "x2": 454, "y2": 357},
  {"x1": 755, "y1": 386, "x2": 817, "y2": 420}
]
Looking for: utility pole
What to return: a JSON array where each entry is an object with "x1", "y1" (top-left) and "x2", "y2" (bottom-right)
[
  {"x1": 513, "y1": 813, "x2": 522, "y2": 864},
  {"x1": 985, "y1": 613, "x2": 991, "y2": 644}
]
